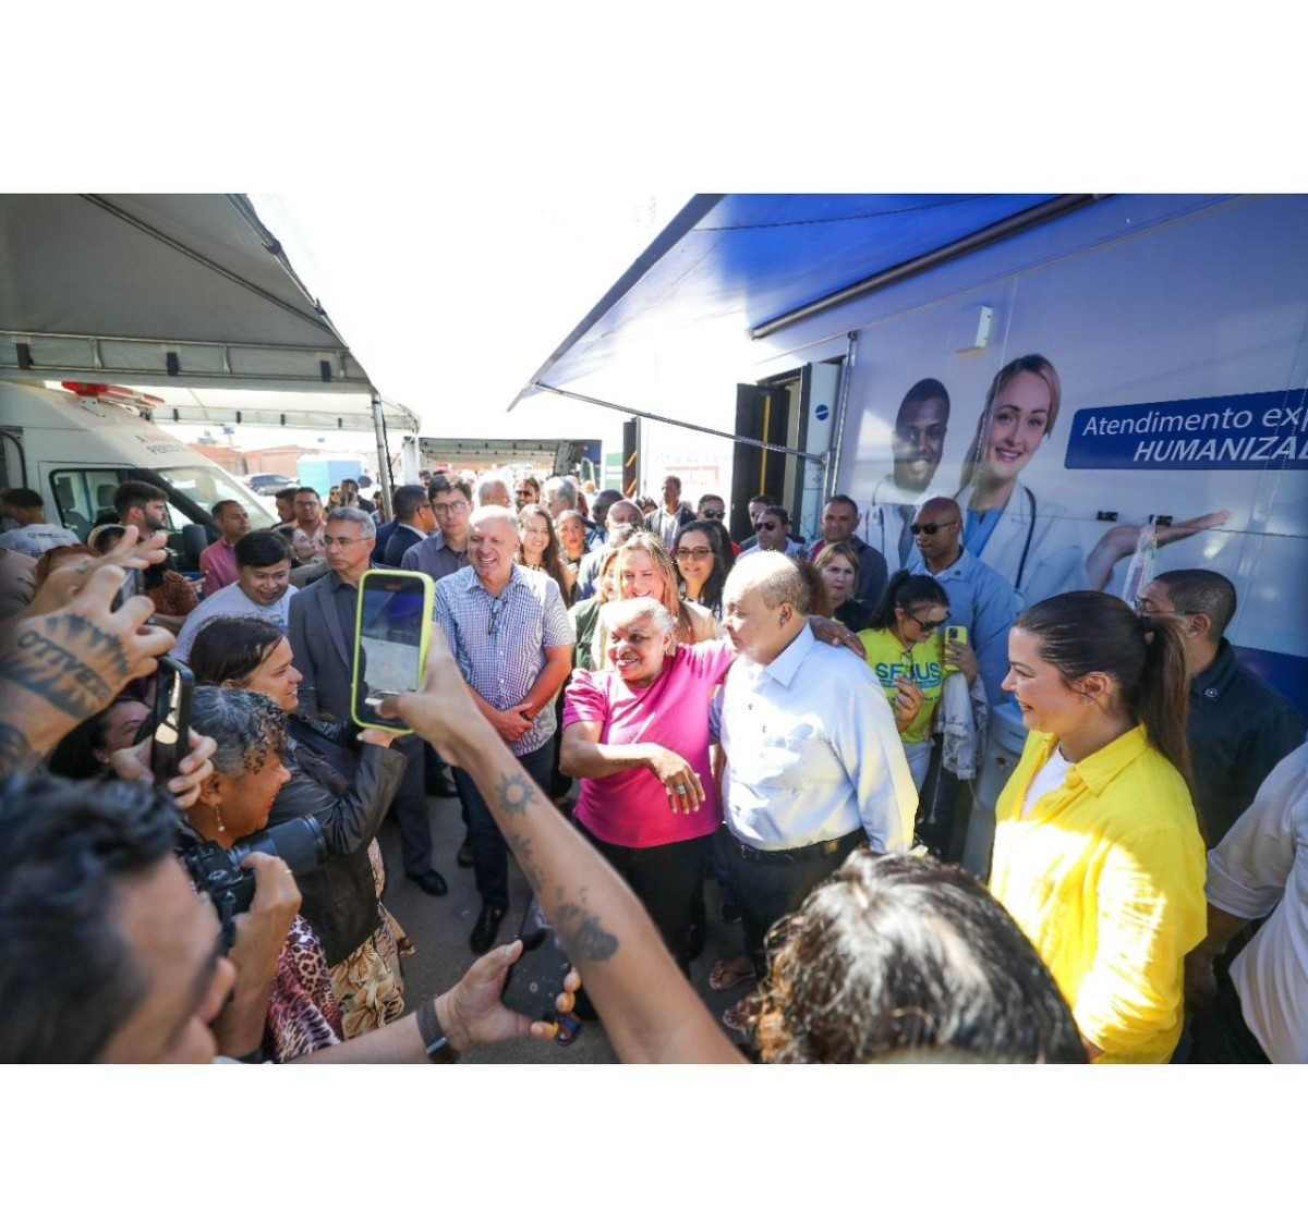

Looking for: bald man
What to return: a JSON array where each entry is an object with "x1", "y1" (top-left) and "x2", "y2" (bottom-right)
[
  {"x1": 715, "y1": 554, "x2": 917, "y2": 985},
  {"x1": 907, "y1": 496, "x2": 1018, "y2": 714}
]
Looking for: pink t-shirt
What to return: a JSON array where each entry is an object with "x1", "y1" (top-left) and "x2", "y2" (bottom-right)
[{"x1": 564, "y1": 640, "x2": 736, "y2": 848}]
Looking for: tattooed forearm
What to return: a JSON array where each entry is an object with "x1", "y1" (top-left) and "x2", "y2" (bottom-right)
[
  {"x1": 509, "y1": 833, "x2": 548, "y2": 896},
  {"x1": 496, "y1": 771, "x2": 535, "y2": 816},
  {"x1": 552, "y1": 897, "x2": 619, "y2": 963},
  {"x1": 0, "y1": 722, "x2": 39, "y2": 776}
]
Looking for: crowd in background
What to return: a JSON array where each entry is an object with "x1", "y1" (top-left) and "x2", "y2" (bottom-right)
[{"x1": 0, "y1": 457, "x2": 1304, "y2": 1067}]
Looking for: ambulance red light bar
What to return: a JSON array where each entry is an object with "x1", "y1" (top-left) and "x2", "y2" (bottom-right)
[{"x1": 61, "y1": 382, "x2": 165, "y2": 409}]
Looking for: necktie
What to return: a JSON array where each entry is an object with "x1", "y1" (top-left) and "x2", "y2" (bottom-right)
[{"x1": 897, "y1": 505, "x2": 916, "y2": 567}]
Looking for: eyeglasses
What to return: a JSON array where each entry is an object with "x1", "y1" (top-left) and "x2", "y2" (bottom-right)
[
  {"x1": 701, "y1": 510, "x2": 725, "y2": 520},
  {"x1": 910, "y1": 521, "x2": 958, "y2": 536},
  {"x1": 322, "y1": 535, "x2": 365, "y2": 548},
  {"x1": 754, "y1": 521, "x2": 779, "y2": 532},
  {"x1": 676, "y1": 547, "x2": 714, "y2": 560},
  {"x1": 433, "y1": 501, "x2": 469, "y2": 516}
]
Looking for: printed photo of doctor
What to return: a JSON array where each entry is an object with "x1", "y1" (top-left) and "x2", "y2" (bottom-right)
[{"x1": 868, "y1": 378, "x2": 952, "y2": 576}]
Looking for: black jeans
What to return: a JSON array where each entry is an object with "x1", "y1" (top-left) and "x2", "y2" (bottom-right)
[
  {"x1": 580, "y1": 825, "x2": 712, "y2": 972},
  {"x1": 454, "y1": 741, "x2": 553, "y2": 909},
  {"x1": 391, "y1": 734, "x2": 434, "y2": 877},
  {"x1": 1185, "y1": 960, "x2": 1269, "y2": 1064},
  {"x1": 721, "y1": 828, "x2": 864, "y2": 979}
]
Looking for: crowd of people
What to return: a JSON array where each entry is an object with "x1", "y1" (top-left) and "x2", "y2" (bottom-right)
[{"x1": 0, "y1": 460, "x2": 1304, "y2": 1066}]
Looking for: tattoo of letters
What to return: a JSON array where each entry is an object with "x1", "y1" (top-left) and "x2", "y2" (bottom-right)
[{"x1": 0, "y1": 612, "x2": 128, "y2": 721}]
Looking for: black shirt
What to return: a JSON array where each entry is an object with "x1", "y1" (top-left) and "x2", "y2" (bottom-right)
[{"x1": 1188, "y1": 639, "x2": 1306, "y2": 844}]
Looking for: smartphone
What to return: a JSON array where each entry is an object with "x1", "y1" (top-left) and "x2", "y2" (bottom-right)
[
  {"x1": 500, "y1": 897, "x2": 574, "y2": 1024},
  {"x1": 351, "y1": 569, "x2": 434, "y2": 735},
  {"x1": 943, "y1": 624, "x2": 968, "y2": 673},
  {"x1": 150, "y1": 656, "x2": 194, "y2": 783}
]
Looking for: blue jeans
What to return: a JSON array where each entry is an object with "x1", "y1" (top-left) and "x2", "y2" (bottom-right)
[{"x1": 454, "y1": 741, "x2": 554, "y2": 909}]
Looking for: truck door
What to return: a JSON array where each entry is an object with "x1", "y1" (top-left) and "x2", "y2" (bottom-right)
[{"x1": 0, "y1": 430, "x2": 25, "y2": 491}]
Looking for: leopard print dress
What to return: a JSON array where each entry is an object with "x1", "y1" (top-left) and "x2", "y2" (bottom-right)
[{"x1": 265, "y1": 915, "x2": 344, "y2": 1062}]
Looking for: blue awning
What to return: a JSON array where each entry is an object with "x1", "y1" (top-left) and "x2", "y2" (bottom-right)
[{"x1": 514, "y1": 193, "x2": 1070, "y2": 409}]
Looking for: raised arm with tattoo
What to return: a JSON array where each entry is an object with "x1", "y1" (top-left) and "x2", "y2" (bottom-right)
[
  {"x1": 0, "y1": 564, "x2": 174, "y2": 776},
  {"x1": 383, "y1": 628, "x2": 742, "y2": 1064}
]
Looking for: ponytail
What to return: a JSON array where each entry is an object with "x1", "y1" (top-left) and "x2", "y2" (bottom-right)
[
  {"x1": 1018, "y1": 592, "x2": 1195, "y2": 801},
  {"x1": 1136, "y1": 614, "x2": 1193, "y2": 794},
  {"x1": 867, "y1": 569, "x2": 949, "y2": 631}
]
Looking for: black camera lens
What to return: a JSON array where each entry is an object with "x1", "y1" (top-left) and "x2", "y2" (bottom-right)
[{"x1": 229, "y1": 814, "x2": 326, "y2": 876}]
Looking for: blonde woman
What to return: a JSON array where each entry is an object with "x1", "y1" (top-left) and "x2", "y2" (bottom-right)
[{"x1": 591, "y1": 532, "x2": 718, "y2": 669}]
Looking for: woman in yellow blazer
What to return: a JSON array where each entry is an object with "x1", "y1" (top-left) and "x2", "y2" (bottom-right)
[{"x1": 988, "y1": 590, "x2": 1206, "y2": 1062}]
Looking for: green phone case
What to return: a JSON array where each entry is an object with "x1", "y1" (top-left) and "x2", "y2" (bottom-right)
[{"x1": 350, "y1": 569, "x2": 435, "y2": 735}]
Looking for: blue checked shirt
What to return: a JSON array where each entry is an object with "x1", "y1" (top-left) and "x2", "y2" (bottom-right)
[{"x1": 435, "y1": 564, "x2": 574, "y2": 756}]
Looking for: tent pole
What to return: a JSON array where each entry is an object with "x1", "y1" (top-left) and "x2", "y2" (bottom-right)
[{"x1": 371, "y1": 396, "x2": 395, "y2": 516}]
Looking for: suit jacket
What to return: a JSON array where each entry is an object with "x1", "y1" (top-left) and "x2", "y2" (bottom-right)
[
  {"x1": 648, "y1": 503, "x2": 695, "y2": 549},
  {"x1": 384, "y1": 524, "x2": 425, "y2": 568},
  {"x1": 287, "y1": 572, "x2": 356, "y2": 722},
  {"x1": 372, "y1": 520, "x2": 399, "y2": 566}
]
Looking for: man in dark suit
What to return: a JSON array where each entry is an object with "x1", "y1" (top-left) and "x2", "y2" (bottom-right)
[
  {"x1": 288, "y1": 506, "x2": 448, "y2": 896},
  {"x1": 378, "y1": 485, "x2": 436, "y2": 567},
  {"x1": 647, "y1": 475, "x2": 695, "y2": 549}
]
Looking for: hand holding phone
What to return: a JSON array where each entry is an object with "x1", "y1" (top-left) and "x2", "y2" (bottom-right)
[
  {"x1": 501, "y1": 897, "x2": 576, "y2": 1028},
  {"x1": 149, "y1": 657, "x2": 195, "y2": 783},
  {"x1": 352, "y1": 570, "x2": 435, "y2": 735}
]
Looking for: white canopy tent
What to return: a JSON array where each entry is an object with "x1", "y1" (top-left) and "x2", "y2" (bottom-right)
[{"x1": 0, "y1": 193, "x2": 418, "y2": 497}]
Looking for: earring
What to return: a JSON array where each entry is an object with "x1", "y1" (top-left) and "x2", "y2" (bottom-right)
[{"x1": 213, "y1": 804, "x2": 226, "y2": 834}]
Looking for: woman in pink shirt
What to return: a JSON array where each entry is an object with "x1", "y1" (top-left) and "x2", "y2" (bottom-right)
[{"x1": 561, "y1": 596, "x2": 734, "y2": 971}]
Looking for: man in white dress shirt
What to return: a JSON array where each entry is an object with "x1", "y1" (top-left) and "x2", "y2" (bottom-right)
[
  {"x1": 716, "y1": 553, "x2": 918, "y2": 980},
  {"x1": 1187, "y1": 742, "x2": 1308, "y2": 1063}
]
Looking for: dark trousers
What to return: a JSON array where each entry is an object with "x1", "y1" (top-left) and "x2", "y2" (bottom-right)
[
  {"x1": 1185, "y1": 961, "x2": 1269, "y2": 1064},
  {"x1": 580, "y1": 825, "x2": 712, "y2": 973},
  {"x1": 721, "y1": 828, "x2": 864, "y2": 978},
  {"x1": 391, "y1": 734, "x2": 434, "y2": 877},
  {"x1": 454, "y1": 741, "x2": 553, "y2": 909}
]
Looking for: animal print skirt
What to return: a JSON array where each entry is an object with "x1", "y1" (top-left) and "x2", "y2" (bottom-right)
[{"x1": 327, "y1": 840, "x2": 412, "y2": 1040}]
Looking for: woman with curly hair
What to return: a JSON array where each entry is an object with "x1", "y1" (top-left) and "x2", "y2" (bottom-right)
[{"x1": 188, "y1": 616, "x2": 410, "y2": 1040}]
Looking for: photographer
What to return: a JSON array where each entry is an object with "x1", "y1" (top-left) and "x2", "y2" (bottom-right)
[
  {"x1": 0, "y1": 771, "x2": 579, "y2": 1063},
  {"x1": 189, "y1": 616, "x2": 411, "y2": 1038},
  {"x1": 184, "y1": 685, "x2": 343, "y2": 1061}
]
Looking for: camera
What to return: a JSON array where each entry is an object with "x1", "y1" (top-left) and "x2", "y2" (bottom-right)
[{"x1": 178, "y1": 815, "x2": 326, "y2": 938}]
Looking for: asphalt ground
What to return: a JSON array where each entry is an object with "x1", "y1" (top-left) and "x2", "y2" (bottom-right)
[{"x1": 377, "y1": 779, "x2": 753, "y2": 1064}]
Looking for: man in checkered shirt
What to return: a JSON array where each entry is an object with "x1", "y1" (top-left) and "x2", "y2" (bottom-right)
[{"x1": 435, "y1": 505, "x2": 575, "y2": 954}]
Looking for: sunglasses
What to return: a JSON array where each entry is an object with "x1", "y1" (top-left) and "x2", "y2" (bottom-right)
[
  {"x1": 910, "y1": 521, "x2": 958, "y2": 536},
  {"x1": 908, "y1": 611, "x2": 949, "y2": 634},
  {"x1": 754, "y1": 521, "x2": 779, "y2": 532},
  {"x1": 701, "y1": 509, "x2": 725, "y2": 520}
]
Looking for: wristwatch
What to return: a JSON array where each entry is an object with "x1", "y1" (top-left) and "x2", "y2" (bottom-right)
[{"x1": 417, "y1": 998, "x2": 460, "y2": 1063}]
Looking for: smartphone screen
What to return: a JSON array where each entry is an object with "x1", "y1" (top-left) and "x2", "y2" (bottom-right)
[
  {"x1": 150, "y1": 657, "x2": 194, "y2": 783},
  {"x1": 353, "y1": 574, "x2": 428, "y2": 727}
]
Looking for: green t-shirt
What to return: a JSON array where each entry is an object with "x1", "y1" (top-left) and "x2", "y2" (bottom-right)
[{"x1": 858, "y1": 627, "x2": 947, "y2": 745}]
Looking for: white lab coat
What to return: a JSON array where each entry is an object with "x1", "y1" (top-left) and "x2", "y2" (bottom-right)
[
  {"x1": 953, "y1": 480, "x2": 1089, "y2": 611},
  {"x1": 865, "y1": 476, "x2": 931, "y2": 578}
]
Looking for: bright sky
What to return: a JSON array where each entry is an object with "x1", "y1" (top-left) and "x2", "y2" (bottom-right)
[{"x1": 247, "y1": 189, "x2": 690, "y2": 450}]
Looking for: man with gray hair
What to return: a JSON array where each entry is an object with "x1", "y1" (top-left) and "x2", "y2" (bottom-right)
[
  {"x1": 436, "y1": 504, "x2": 574, "y2": 953},
  {"x1": 713, "y1": 552, "x2": 917, "y2": 1020},
  {"x1": 542, "y1": 476, "x2": 577, "y2": 520},
  {"x1": 289, "y1": 506, "x2": 447, "y2": 897},
  {"x1": 475, "y1": 473, "x2": 514, "y2": 510}
]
